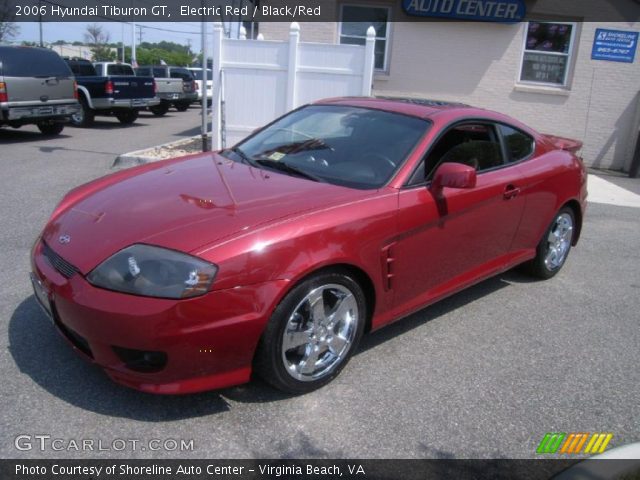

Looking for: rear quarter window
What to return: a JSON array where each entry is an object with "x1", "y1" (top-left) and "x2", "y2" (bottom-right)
[
  {"x1": 0, "y1": 47, "x2": 71, "y2": 77},
  {"x1": 499, "y1": 125, "x2": 535, "y2": 162}
]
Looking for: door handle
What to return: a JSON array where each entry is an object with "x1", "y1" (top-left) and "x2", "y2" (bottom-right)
[{"x1": 503, "y1": 184, "x2": 520, "y2": 200}]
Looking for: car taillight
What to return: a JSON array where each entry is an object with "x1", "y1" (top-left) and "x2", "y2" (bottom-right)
[
  {"x1": 0, "y1": 82, "x2": 7, "y2": 102},
  {"x1": 73, "y1": 81, "x2": 78, "y2": 100},
  {"x1": 153, "y1": 80, "x2": 157, "y2": 95},
  {"x1": 105, "y1": 80, "x2": 114, "y2": 95}
]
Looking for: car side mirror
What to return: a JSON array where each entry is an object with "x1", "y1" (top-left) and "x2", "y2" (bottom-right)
[{"x1": 430, "y1": 162, "x2": 477, "y2": 193}]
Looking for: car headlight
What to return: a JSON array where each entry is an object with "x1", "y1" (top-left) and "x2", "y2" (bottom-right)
[{"x1": 87, "y1": 244, "x2": 217, "y2": 299}]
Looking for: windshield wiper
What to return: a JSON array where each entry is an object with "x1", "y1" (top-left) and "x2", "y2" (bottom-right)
[
  {"x1": 255, "y1": 159, "x2": 323, "y2": 183},
  {"x1": 226, "y1": 146, "x2": 257, "y2": 167}
]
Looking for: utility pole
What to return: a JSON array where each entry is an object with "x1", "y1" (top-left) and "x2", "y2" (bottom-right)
[
  {"x1": 38, "y1": 0, "x2": 43, "y2": 46},
  {"x1": 201, "y1": 19, "x2": 209, "y2": 152},
  {"x1": 138, "y1": 26, "x2": 143, "y2": 45},
  {"x1": 131, "y1": 22, "x2": 137, "y2": 67}
]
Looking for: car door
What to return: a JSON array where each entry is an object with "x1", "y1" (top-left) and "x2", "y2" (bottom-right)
[{"x1": 391, "y1": 121, "x2": 527, "y2": 312}]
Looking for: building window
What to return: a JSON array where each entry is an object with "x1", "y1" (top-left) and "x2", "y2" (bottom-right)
[
  {"x1": 339, "y1": 5, "x2": 390, "y2": 71},
  {"x1": 519, "y1": 22, "x2": 577, "y2": 87}
]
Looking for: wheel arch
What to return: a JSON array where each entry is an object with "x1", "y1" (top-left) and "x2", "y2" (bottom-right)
[
  {"x1": 268, "y1": 262, "x2": 378, "y2": 336},
  {"x1": 75, "y1": 86, "x2": 93, "y2": 109},
  {"x1": 562, "y1": 199, "x2": 583, "y2": 246}
]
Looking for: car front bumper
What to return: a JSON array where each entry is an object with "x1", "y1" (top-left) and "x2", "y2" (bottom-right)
[{"x1": 30, "y1": 239, "x2": 286, "y2": 394}]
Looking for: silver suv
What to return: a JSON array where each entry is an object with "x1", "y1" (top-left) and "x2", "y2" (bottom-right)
[{"x1": 0, "y1": 46, "x2": 80, "y2": 135}]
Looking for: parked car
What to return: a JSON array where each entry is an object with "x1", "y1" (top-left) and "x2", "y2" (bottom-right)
[
  {"x1": 134, "y1": 66, "x2": 188, "y2": 116},
  {"x1": 30, "y1": 97, "x2": 587, "y2": 395},
  {"x1": 135, "y1": 65, "x2": 197, "y2": 113},
  {"x1": 65, "y1": 58, "x2": 158, "y2": 127},
  {"x1": 187, "y1": 67, "x2": 213, "y2": 105},
  {"x1": 0, "y1": 46, "x2": 79, "y2": 135}
]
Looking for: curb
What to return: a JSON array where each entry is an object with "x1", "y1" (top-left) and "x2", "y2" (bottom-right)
[{"x1": 112, "y1": 135, "x2": 202, "y2": 168}]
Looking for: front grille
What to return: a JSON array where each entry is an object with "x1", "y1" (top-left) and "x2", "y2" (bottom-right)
[{"x1": 42, "y1": 241, "x2": 79, "y2": 278}]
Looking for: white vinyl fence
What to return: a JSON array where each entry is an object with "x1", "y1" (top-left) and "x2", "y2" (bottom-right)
[{"x1": 210, "y1": 22, "x2": 376, "y2": 149}]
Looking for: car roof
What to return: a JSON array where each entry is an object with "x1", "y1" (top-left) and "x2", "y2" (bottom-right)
[{"x1": 314, "y1": 96, "x2": 488, "y2": 120}]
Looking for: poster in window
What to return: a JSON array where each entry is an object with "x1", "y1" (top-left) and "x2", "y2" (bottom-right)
[{"x1": 521, "y1": 52, "x2": 567, "y2": 85}]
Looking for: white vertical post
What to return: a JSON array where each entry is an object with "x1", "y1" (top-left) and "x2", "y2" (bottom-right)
[
  {"x1": 211, "y1": 22, "x2": 224, "y2": 150},
  {"x1": 362, "y1": 26, "x2": 376, "y2": 96},
  {"x1": 131, "y1": 22, "x2": 137, "y2": 67},
  {"x1": 286, "y1": 22, "x2": 300, "y2": 111},
  {"x1": 201, "y1": 21, "x2": 209, "y2": 151},
  {"x1": 239, "y1": 26, "x2": 247, "y2": 40}
]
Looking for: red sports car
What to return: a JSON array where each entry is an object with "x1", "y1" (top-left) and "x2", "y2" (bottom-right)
[{"x1": 30, "y1": 97, "x2": 587, "y2": 394}]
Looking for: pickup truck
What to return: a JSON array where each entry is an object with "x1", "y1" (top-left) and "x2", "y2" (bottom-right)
[
  {"x1": 135, "y1": 65, "x2": 198, "y2": 114},
  {"x1": 0, "y1": 46, "x2": 79, "y2": 135},
  {"x1": 187, "y1": 67, "x2": 213, "y2": 105},
  {"x1": 134, "y1": 65, "x2": 186, "y2": 116},
  {"x1": 65, "y1": 59, "x2": 158, "y2": 127}
]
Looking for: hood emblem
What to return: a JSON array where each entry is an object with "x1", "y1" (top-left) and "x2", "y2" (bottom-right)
[{"x1": 58, "y1": 235, "x2": 71, "y2": 244}]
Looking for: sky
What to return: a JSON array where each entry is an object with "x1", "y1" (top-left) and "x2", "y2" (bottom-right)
[{"x1": 12, "y1": 22, "x2": 236, "y2": 53}]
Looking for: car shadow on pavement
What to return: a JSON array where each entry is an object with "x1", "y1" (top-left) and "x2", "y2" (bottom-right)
[
  {"x1": 9, "y1": 269, "x2": 538, "y2": 416},
  {"x1": 357, "y1": 269, "x2": 534, "y2": 354},
  {"x1": 0, "y1": 129, "x2": 73, "y2": 144},
  {"x1": 8, "y1": 296, "x2": 232, "y2": 421},
  {"x1": 69, "y1": 121, "x2": 148, "y2": 130}
]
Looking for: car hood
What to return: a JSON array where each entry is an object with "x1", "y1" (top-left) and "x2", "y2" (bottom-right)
[{"x1": 42, "y1": 153, "x2": 370, "y2": 274}]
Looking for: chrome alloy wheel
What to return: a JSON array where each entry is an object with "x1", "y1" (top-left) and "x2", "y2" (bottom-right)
[
  {"x1": 544, "y1": 212, "x2": 573, "y2": 271},
  {"x1": 281, "y1": 284, "x2": 358, "y2": 382}
]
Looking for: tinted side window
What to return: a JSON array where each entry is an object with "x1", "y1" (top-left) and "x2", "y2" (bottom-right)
[
  {"x1": 135, "y1": 68, "x2": 150, "y2": 76},
  {"x1": 153, "y1": 68, "x2": 166, "y2": 77},
  {"x1": 67, "y1": 61, "x2": 96, "y2": 76},
  {"x1": 424, "y1": 124, "x2": 504, "y2": 180},
  {"x1": 0, "y1": 47, "x2": 71, "y2": 77},
  {"x1": 499, "y1": 125, "x2": 535, "y2": 162}
]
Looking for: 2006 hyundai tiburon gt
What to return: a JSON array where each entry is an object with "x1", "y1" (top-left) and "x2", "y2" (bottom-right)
[{"x1": 31, "y1": 97, "x2": 587, "y2": 394}]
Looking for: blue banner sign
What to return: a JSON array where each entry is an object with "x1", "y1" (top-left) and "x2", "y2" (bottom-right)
[
  {"x1": 591, "y1": 28, "x2": 638, "y2": 63},
  {"x1": 402, "y1": 0, "x2": 526, "y2": 23}
]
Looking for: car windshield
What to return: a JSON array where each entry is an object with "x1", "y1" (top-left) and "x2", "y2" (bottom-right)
[{"x1": 226, "y1": 105, "x2": 429, "y2": 189}]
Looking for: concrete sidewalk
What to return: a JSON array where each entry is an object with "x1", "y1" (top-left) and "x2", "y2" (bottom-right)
[{"x1": 587, "y1": 174, "x2": 640, "y2": 209}]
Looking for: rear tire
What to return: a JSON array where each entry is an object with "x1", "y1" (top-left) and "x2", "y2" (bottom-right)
[
  {"x1": 150, "y1": 103, "x2": 169, "y2": 116},
  {"x1": 115, "y1": 110, "x2": 139, "y2": 124},
  {"x1": 37, "y1": 121, "x2": 64, "y2": 135},
  {"x1": 525, "y1": 206, "x2": 575, "y2": 279},
  {"x1": 254, "y1": 270, "x2": 366, "y2": 394},
  {"x1": 174, "y1": 102, "x2": 190, "y2": 112},
  {"x1": 70, "y1": 96, "x2": 94, "y2": 127}
]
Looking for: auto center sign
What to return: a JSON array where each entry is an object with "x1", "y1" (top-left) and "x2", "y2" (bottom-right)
[{"x1": 403, "y1": 0, "x2": 526, "y2": 22}]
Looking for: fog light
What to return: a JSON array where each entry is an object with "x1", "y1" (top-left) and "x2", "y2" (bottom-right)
[{"x1": 112, "y1": 346, "x2": 167, "y2": 373}]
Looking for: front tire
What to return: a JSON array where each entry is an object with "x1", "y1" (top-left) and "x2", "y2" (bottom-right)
[
  {"x1": 526, "y1": 207, "x2": 575, "y2": 279},
  {"x1": 115, "y1": 110, "x2": 139, "y2": 124},
  {"x1": 254, "y1": 270, "x2": 366, "y2": 394},
  {"x1": 37, "y1": 121, "x2": 64, "y2": 135}
]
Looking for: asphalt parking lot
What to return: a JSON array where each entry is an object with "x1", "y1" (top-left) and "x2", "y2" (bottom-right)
[{"x1": 1, "y1": 110, "x2": 638, "y2": 459}]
